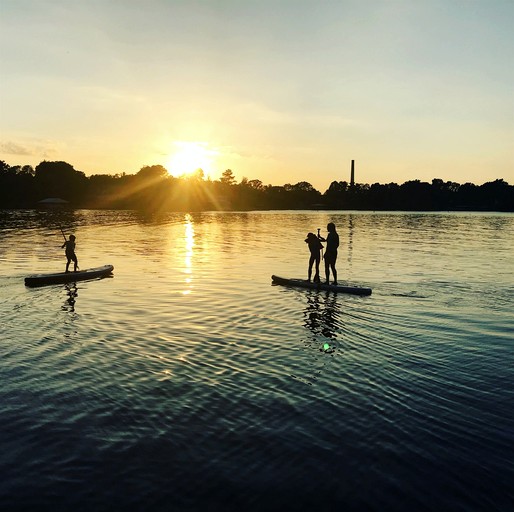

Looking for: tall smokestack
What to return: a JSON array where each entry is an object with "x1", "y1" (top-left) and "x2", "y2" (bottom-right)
[{"x1": 350, "y1": 160, "x2": 355, "y2": 187}]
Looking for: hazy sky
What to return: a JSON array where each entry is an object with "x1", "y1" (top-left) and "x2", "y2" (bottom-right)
[{"x1": 1, "y1": 0, "x2": 513, "y2": 190}]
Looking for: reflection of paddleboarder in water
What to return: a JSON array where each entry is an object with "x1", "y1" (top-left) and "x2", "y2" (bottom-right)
[
  {"x1": 61, "y1": 234, "x2": 79, "y2": 272},
  {"x1": 303, "y1": 291, "x2": 340, "y2": 354},
  {"x1": 319, "y1": 222, "x2": 339, "y2": 285},
  {"x1": 63, "y1": 283, "x2": 78, "y2": 312}
]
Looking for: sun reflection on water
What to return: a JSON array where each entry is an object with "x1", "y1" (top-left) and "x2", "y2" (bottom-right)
[{"x1": 183, "y1": 213, "x2": 194, "y2": 294}]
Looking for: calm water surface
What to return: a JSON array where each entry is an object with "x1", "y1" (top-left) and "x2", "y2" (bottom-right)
[{"x1": 1, "y1": 209, "x2": 513, "y2": 511}]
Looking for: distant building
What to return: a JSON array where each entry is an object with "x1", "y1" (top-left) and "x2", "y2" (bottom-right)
[{"x1": 350, "y1": 160, "x2": 355, "y2": 187}]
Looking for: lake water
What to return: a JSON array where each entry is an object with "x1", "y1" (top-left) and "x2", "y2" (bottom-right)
[{"x1": 1, "y1": 209, "x2": 513, "y2": 511}]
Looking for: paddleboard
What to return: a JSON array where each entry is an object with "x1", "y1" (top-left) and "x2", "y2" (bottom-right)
[
  {"x1": 271, "y1": 275, "x2": 372, "y2": 296},
  {"x1": 25, "y1": 264, "x2": 114, "y2": 287}
]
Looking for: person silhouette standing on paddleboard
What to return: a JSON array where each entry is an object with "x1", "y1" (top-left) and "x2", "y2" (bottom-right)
[
  {"x1": 319, "y1": 222, "x2": 339, "y2": 285},
  {"x1": 305, "y1": 231, "x2": 324, "y2": 283},
  {"x1": 61, "y1": 234, "x2": 79, "y2": 273}
]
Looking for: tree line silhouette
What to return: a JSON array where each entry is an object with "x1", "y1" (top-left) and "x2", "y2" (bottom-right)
[{"x1": 1, "y1": 160, "x2": 512, "y2": 212}]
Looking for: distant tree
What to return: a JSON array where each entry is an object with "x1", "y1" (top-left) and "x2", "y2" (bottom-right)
[
  {"x1": 34, "y1": 160, "x2": 87, "y2": 203},
  {"x1": 126, "y1": 164, "x2": 172, "y2": 211},
  {"x1": 234, "y1": 177, "x2": 269, "y2": 209},
  {"x1": 86, "y1": 174, "x2": 120, "y2": 208},
  {"x1": 20, "y1": 165, "x2": 35, "y2": 177},
  {"x1": 383, "y1": 182, "x2": 401, "y2": 209},
  {"x1": 291, "y1": 181, "x2": 316, "y2": 192},
  {"x1": 220, "y1": 169, "x2": 236, "y2": 186},
  {"x1": 456, "y1": 182, "x2": 478, "y2": 209},
  {"x1": 0, "y1": 161, "x2": 35, "y2": 206},
  {"x1": 136, "y1": 165, "x2": 169, "y2": 180},
  {"x1": 324, "y1": 180, "x2": 349, "y2": 208},
  {"x1": 326, "y1": 181, "x2": 348, "y2": 194},
  {"x1": 480, "y1": 179, "x2": 512, "y2": 211},
  {"x1": 189, "y1": 168, "x2": 205, "y2": 181},
  {"x1": 0, "y1": 160, "x2": 10, "y2": 174},
  {"x1": 284, "y1": 181, "x2": 321, "y2": 208},
  {"x1": 400, "y1": 180, "x2": 432, "y2": 210},
  {"x1": 431, "y1": 178, "x2": 460, "y2": 209},
  {"x1": 248, "y1": 179, "x2": 264, "y2": 190}
]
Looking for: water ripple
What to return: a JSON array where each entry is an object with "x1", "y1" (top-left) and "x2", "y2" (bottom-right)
[{"x1": 1, "y1": 210, "x2": 513, "y2": 511}]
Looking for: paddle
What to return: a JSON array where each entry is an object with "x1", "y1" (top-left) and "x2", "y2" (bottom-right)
[{"x1": 317, "y1": 228, "x2": 324, "y2": 260}]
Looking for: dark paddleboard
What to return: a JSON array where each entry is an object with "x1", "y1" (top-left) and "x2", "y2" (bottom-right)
[
  {"x1": 271, "y1": 275, "x2": 372, "y2": 296},
  {"x1": 25, "y1": 264, "x2": 114, "y2": 287}
]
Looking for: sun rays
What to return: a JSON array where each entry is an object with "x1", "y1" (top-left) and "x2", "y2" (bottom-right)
[{"x1": 165, "y1": 141, "x2": 218, "y2": 179}]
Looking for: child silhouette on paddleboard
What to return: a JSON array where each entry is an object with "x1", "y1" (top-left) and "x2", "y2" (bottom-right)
[
  {"x1": 305, "y1": 231, "x2": 324, "y2": 283},
  {"x1": 61, "y1": 234, "x2": 79, "y2": 272}
]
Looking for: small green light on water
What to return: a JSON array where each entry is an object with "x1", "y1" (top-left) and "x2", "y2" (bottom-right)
[{"x1": 323, "y1": 343, "x2": 330, "y2": 350}]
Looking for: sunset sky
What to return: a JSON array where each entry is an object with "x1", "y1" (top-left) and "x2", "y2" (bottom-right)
[{"x1": 1, "y1": 0, "x2": 513, "y2": 191}]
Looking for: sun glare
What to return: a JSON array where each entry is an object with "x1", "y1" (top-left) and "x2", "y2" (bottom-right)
[{"x1": 166, "y1": 141, "x2": 217, "y2": 179}]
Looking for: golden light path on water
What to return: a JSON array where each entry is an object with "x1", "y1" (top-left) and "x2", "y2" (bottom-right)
[{"x1": 183, "y1": 213, "x2": 194, "y2": 295}]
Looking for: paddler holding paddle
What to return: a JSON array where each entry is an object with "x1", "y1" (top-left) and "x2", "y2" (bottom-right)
[{"x1": 61, "y1": 232, "x2": 79, "y2": 273}]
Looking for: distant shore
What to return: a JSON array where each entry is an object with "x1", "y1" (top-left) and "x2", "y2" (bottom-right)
[{"x1": 1, "y1": 160, "x2": 513, "y2": 212}]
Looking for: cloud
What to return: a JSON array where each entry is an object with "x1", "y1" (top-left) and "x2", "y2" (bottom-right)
[
  {"x1": 0, "y1": 141, "x2": 32, "y2": 156},
  {"x1": 0, "y1": 139, "x2": 61, "y2": 158}
]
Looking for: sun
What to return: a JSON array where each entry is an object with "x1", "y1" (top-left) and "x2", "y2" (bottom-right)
[{"x1": 166, "y1": 141, "x2": 217, "y2": 179}]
